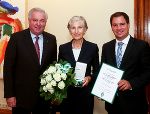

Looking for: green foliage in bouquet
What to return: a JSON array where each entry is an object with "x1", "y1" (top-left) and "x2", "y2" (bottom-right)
[{"x1": 39, "y1": 59, "x2": 76, "y2": 105}]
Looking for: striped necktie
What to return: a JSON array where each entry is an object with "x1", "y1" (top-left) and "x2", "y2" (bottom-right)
[
  {"x1": 116, "y1": 42, "x2": 123, "y2": 68},
  {"x1": 34, "y1": 37, "x2": 40, "y2": 63}
]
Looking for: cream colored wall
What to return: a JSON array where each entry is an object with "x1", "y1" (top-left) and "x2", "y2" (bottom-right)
[{"x1": 0, "y1": 0, "x2": 134, "y2": 113}]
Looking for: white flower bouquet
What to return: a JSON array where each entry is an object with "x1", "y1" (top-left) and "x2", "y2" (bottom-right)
[{"x1": 39, "y1": 60, "x2": 76, "y2": 105}]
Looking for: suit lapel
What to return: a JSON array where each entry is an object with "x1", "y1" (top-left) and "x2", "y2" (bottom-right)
[
  {"x1": 120, "y1": 37, "x2": 134, "y2": 68},
  {"x1": 68, "y1": 41, "x2": 76, "y2": 63},
  {"x1": 41, "y1": 32, "x2": 49, "y2": 66},
  {"x1": 77, "y1": 39, "x2": 87, "y2": 62},
  {"x1": 110, "y1": 40, "x2": 117, "y2": 66},
  {"x1": 23, "y1": 29, "x2": 40, "y2": 65}
]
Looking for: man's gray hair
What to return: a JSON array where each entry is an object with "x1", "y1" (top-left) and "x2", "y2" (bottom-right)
[{"x1": 28, "y1": 7, "x2": 48, "y2": 20}]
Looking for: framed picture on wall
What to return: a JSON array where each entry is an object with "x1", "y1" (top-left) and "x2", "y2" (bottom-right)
[{"x1": 0, "y1": 0, "x2": 28, "y2": 79}]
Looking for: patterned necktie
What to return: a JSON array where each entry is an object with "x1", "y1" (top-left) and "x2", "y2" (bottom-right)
[
  {"x1": 116, "y1": 42, "x2": 124, "y2": 68},
  {"x1": 34, "y1": 37, "x2": 40, "y2": 62}
]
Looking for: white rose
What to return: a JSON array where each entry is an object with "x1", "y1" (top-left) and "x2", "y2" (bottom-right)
[
  {"x1": 43, "y1": 86, "x2": 48, "y2": 92},
  {"x1": 61, "y1": 73, "x2": 67, "y2": 80},
  {"x1": 48, "y1": 87, "x2": 54, "y2": 94},
  {"x1": 46, "y1": 83, "x2": 52, "y2": 90},
  {"x1": 47, "y1": 66, "x2": 56, "y2": 73},
  {"x1": 51, "y1": 80, "x2": 56, "y2": 86},
  {"x1": 40, "y1": 78, "x2": 47, "y2": 85},
  {"x1": 45, "y1": 75, "x2": 52, "y2": 82},
  {"x1": 56, "y1": 69, "x2": 62, "y2": 74},
  {"x1": 43, "y1": 70, "x2": 48, "y2": 75},
  {"x1": 53, "y1": 73, "x2": 61, "y2": 82},
  {"x1": 58, "y1": 81, "x2": 65, "y2": 89},
  {"x1": 55, "y1": 63, "x2": 61, "y2": 69}
]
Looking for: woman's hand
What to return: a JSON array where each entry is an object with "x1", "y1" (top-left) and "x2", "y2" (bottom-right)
[{"x1": 82, "y1": 76, "x2": 91, "y2": 87}]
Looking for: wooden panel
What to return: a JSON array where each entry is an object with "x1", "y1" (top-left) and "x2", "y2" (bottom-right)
[
  {"x1": 134, "y1": 0, "x2": 150, "y2": 44},
  {"x1": 134, "y1": 0, "x2": 150, "y2": 113},
  {"x1": 134, "y1": 0, "x2": 144, "y2": 40}
]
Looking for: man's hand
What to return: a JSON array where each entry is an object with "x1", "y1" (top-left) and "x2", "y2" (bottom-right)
[
  {"x1": 6, "y1": 97, "x2": 16, "y2": 107},
  {"x1": 118, "y1": 80, "x2": 132, "y2": 91}
]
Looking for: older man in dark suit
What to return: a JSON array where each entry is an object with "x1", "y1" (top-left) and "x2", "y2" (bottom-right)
[
  {"x1": 3, "y1": 7, "x2": 57, "y2": 114},
  {"x1": 101, "y1": 12, "x2": 150, "y2": 114}
]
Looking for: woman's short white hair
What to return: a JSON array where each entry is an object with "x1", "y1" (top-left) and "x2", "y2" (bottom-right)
[
  {"x1": 67, "y1": 16, "x2": 88, "y2": 29},
  {"x1": 28, "y1": 7, "x2": 48, "y2": 20}
]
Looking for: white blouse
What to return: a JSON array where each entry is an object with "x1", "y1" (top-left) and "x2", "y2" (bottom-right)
[{"x1": 72, "y1": 48, "x2": 81, "y2": 61}]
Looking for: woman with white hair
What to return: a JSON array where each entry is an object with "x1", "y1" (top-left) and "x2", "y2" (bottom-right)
[{"x1": 58, "y1": 16, "x2": 99, "y2": 114}]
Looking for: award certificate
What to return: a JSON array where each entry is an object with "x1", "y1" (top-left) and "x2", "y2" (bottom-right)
[{"x1": 91, "y1": 63, "x2": 124, "y2": 104}]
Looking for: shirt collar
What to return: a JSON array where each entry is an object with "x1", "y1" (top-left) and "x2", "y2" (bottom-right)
[
  {"x1": 30, "y1": 31, "x2": 43, "y2": 40},
  {"x1": 116, "y1": 35, "x2": 130, "y2": 45}
]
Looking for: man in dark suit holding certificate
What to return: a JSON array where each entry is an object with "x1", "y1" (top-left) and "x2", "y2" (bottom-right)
[
  {"x1": 101, "y1": 12, "x2": 150, "y2": 114},
  {"x1": 3, "y1": 8, "x2": 57, "y2": 114}
]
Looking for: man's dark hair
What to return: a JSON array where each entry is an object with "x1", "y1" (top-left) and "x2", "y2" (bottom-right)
[{"x1": 110, "y1": 12, "x2": 129, "y2": 25}]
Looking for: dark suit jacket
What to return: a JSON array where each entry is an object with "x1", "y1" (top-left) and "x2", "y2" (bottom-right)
[
  {"x1": 58, "y1": 39, "x2": 99, "y2": 114},
  {"x1": 3, "y1": 28, "x2": 57, "y2": 109},
  {"x1": 101, "y1": 36, "x2": 150, "y2": 113}
]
